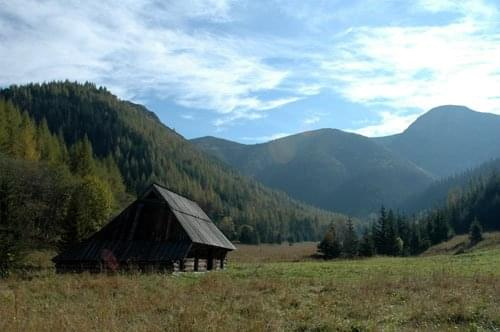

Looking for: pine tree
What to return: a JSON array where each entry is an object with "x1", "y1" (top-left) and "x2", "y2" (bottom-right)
[
  {"x1": 386, "y1": 210, "x2": 401, "y2": 256},
  {"x1": 469, "y1": 218, "x2": 483, "y2": 246},
  {"x1": 59, "y1": 176, "x2": 113, "y2": 251},
  {"x1": 373, "y1": 206, "x2": 388, "y2": 255},
  {"x1": 359, "y1": 229, "x2": 374, "y2": 257},
  {"x1": 433, "y1": 212, "x2": 451, "y2": 244},
  {"x1": 18, "y1": 112, "x2": 39, "y2": 161},
  {"x1": 317, "y1": 225, "x2": 342, "y2": 259},
  {"x1": 409, "y1": 223, "x2": 423, "y2": 255},
  {"x1": 69, "y1": 135, "x2": 96, "y2": 177},
  {"x1": 396, "y1": 214, "x2": 411, "y2": 256},
  {"x1": 342, "y1": 218, "x2": 358, "y2": 258}
]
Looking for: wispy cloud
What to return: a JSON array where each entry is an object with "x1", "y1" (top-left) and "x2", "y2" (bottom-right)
[
  {"x1": 2, "y1": 0, "x2": 500, "y2": 137},
  {"x1": 181, "y1": 114, "x2": 195, "y2": 120},
  {"x1": 212, "y1": 96, "x2": 301, "y2": 128},
  {"x1": 304, "y1": 115, "x2": 321, "y2": 125},
  {"x1": 320, "y1": 0, "x2": 500, "y2": 134},
  {"x1": 347, "y1": 111, "x2": 420, "y2": 137},
  {"x1": 0, "y1": 0, "x2": 303, "y2": 127},
  {"x1": 303, "y1": 111, "x2": 327, "y2": 126}
]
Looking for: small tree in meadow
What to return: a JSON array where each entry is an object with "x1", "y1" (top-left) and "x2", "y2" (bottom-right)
[
  {"x1": 469, "y1": 218, "x2": 483, "y2": 246},
  {"x1": 317, "y1": 225, "x2": 341, "y2": 259}
]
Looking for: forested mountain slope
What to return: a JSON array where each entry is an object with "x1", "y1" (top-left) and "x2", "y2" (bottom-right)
[
  {"x1": 421, "y1": 170, "x2": 500, "y2": 235},
  {"x1": 399, "y1": 158, "x2": 500, "y2": 214},
  {"x1": 375, "y1": 106, "x2": 500, "y2": 177},
  {"x1": 0, "y1": 98, "x2": 127, "y2": 259},
  {"x1": 193, "y1": 129, "x2": 433, "y2": 216},
  {"x1": 0, "y1": 81, "x2": 343, "y2": 244}
]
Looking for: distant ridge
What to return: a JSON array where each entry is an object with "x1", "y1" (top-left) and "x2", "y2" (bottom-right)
[
  {"x1": 193, "y1": 128, "x2": 433, "y2": 216},
  {"x1": 194, "y1": 105, "x2": 500, "y2": 216},
  {"x1": 375, "y1": 105, "x2": 500, "y2": 177}
]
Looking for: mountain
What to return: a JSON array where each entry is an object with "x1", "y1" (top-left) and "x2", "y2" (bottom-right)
[
  {"x1": 193, "y1": 129, "x2": 433, "y2": 216},
  {"x1": 194, "y1": 105, "x2": 500, "y2": 216},
  {"x1": 0, "y1": 81, "x2": 344, "y2": 244},
  {"x1": 375, "y1": 106, "x2": 500, "y2": 177}
]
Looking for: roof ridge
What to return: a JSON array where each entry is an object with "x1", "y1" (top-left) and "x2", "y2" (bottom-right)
[{"x1": 152, "y1": 183, "x2": 199, "y2": 205}]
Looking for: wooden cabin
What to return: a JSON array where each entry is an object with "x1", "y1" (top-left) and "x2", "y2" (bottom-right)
[{"x1": 53, "y1": 183, "x2": 236, "y2": 273}]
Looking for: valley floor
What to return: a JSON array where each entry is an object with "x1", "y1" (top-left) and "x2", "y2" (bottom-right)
[{"x1": 1, "y1": 243, "x2": 499, "y2": 331}]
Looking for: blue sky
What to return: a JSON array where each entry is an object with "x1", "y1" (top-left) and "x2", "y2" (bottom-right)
[{"x1": 1, "y1": 0, "x2": 500, "y2": 143}]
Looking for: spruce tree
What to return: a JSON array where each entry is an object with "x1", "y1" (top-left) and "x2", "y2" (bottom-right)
[
  {"x1": 409, "y1": 223, "x2": 423, "y2": 255},
  {"x1": 396, "y1": 214, "x2": 411, "y2": 256},
  {"x1": 69, "y1": 135, "x2": 95, "y2": 177},
  {"x1": 59, "y1": 176, "x2": 113, "y2": 251},
  {"x1": 18, "y1": 112, "x2": 39, "y2": 161},
  {"x1": 386, "y1": 211, "x2": 401, "y2": 256},
  {"x1": 469, "y1": 218, "x2": 483, "y2": 245},
  {"x1": 342, "y1": 218, "x2": 358, "y2": 258},
  {"x1": 373, "y1": 206, "x2": 388, "y2": 255},
  {"x1": 359, "y1": 230, "x2": 375, "y2": 257},
  {"x1": 317, "y1": 225, "x2": 342, "y2": 259}
]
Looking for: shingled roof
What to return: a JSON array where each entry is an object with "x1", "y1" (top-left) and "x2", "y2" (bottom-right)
[{"x1": 149, "y1": 184, "x2": 236, "y2": 250}]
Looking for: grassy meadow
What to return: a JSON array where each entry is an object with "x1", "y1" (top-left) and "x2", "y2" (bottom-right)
[{"x1": 1, "y1": 241, "x2": 500, "y2": 331}]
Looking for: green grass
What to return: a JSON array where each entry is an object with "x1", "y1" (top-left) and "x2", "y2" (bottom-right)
[{"x1": 1, "y1": 245, "x2": 500, "y2": 331}]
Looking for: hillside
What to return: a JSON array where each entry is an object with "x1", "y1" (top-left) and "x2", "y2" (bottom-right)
[
  {"x1": 0, "y1": 82, "x2": 343, "y2": 244},
  {"x1": 376, "y1": 105, "x2": 500, "y2": 177},
  {"x1": 399, "y1": 158, "x2": 500, "y2": 213},
  {"x1": 193, "y1": 129, "x2": 433, "y2": 216},
  {"x1": 423, "y1": 232, "x2": 500, "y2": 256}
]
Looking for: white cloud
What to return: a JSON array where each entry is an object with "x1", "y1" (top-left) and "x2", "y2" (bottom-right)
[
  {"x1": 241, "y1": 132, "x2": 290, "y2": 143},
  {"x1": 304, "y1": 115, "x2": 320, "y2": 125},
  {"x1": 212, "y1": 96, "x2": 301, "y2": 127},
  {"x1": 0, "y1": 0, "x2": 301, "y2": 127},
  {"x1": 347, "y1": 112, "x2": 420, "y2": 137},
  {"x1": 320, "y1": 0, "x2": 500, "y2": 135},
  {"x1": 2, "y1": 0, "x2": 500, "y2": 136},
  {"x1": 181, "y1": 114, "x2": 195, "y2": 120},
  {"x1": 416, "y1": 0, "x2": 497, "y2": 18}
]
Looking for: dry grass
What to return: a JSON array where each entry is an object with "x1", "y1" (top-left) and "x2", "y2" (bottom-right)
[
  {"x1": 228, "y1": 242, "x2": 318, "y2": 263},
  {"x1": 1, "y1": 243, "x2": 499, "y2": 331}
]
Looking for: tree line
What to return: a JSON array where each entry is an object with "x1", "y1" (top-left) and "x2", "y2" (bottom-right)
[
  {"x1": 318, "y1": 159, "x2": 500, "y2": 259},
  {"x1": 318, "y1": 178, "x2": 495, "y2": 259}
]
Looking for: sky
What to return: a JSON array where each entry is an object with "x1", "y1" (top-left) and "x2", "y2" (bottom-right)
[{"x1": 1, "y1": 0, "x2": 500, "y2": 143}]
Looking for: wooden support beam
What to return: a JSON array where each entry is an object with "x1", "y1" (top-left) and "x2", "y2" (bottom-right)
[{"x1": 194, "y1": 257, "x2": 199, "y2": 271}]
